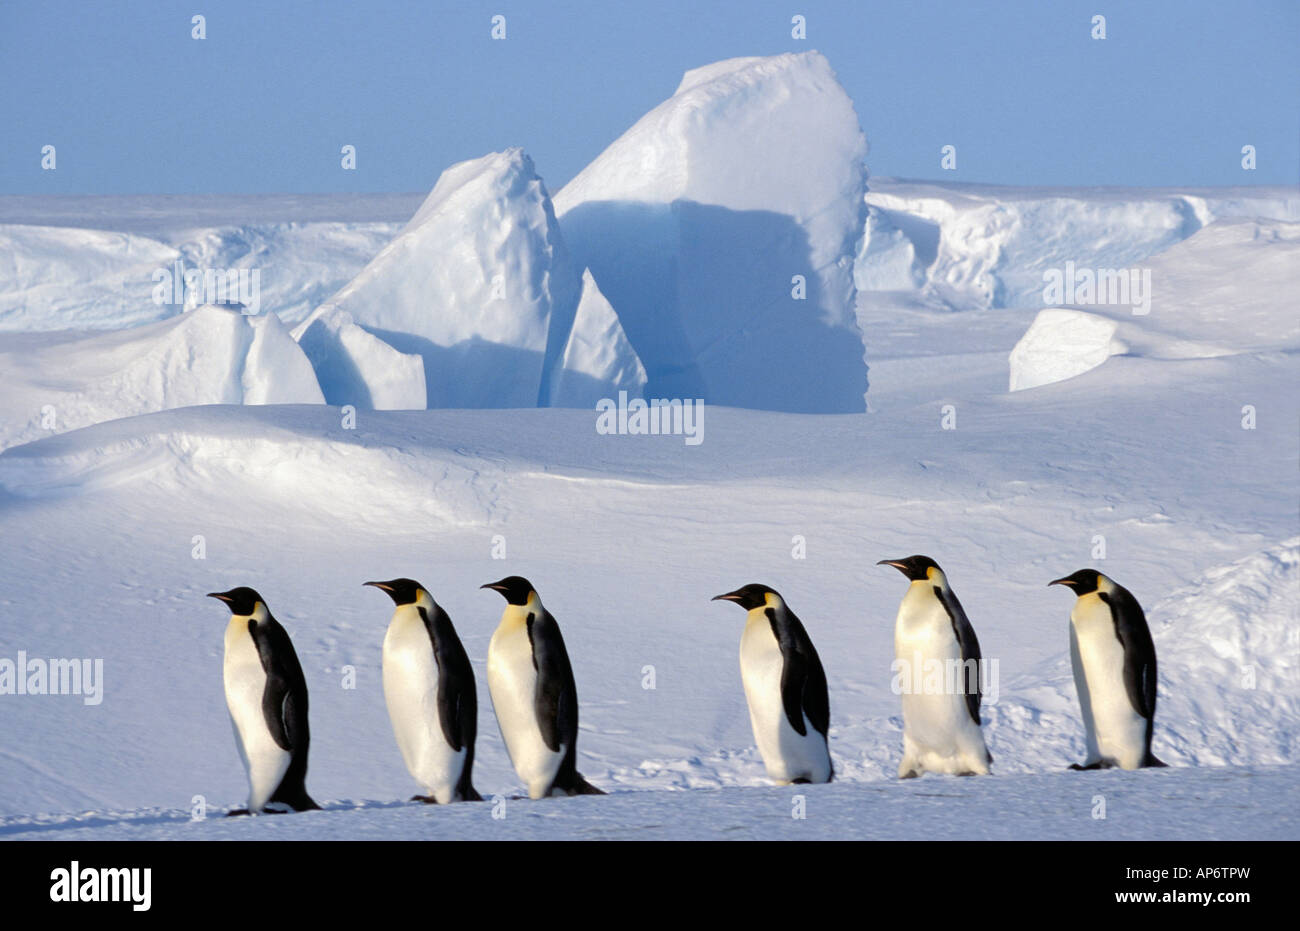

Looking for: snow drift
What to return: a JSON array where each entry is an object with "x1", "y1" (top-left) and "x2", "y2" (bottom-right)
[
  {"x1": 0, "y1": 218, "x2": 398, "y2": 333},
  {"x1": 0, "y1": 304, "x2": 323, "y2": 450},
  {"x1": 1153, "y1": 538, "x2": 1300, "y2": 767},
  {"x1": 555, "y1": 51, "x2": 870, "y2": 413},
  {"x1": 0, "y1": 224, "x2": 179, "y2": 332},
  {"x1": 1009, "y1": 217, "x2": 1300, "y2": 391},
  {"x1": 861, "y1": 182, "x2": 1300, "y2": 310}
]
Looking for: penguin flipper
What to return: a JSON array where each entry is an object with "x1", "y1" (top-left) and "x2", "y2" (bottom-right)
[
  {"x1": 424, "y1": 606, "x2": 473, "y2": 752},
  {"x1": 527, "y1": 613, "x2": 575, "y2": 754},
  {"x1": 252, "y1": 619, "x2": 318, "y2": 813},
  {"x1": 936, "y1": 586, "x2": 983, "y2": 726},
  {"x1": 801, "y1": 651, "x2": 832, "y2": 740},
  {"x1": 1105, "y1": 589, "x2": 1158, "y2": 721},
  {"x1": 256, "y1": 674, "x2": 291, "y2": 751},
  {"x1": 767, "y1": 607, "x2": 820, "y2": 737},
  {"x1": 776, "y1": 648, "x2": 811, "y2": 737},
  {"x1": 251, "y1": 618, "x2": 309, "y2": 753}
]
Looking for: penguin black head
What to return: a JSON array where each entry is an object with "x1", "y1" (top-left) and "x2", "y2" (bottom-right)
[
  {"x1": 1048, "y1": 569, "x2": 1103, "y2": 595},
  {"x1": 363, "y1": 578, "x2": 427, "y2": 606},
  {"x1": 206, "y1": 587, "x2": 264, "y2": 616},
  {"x1": 711, "y1": 584, "x2": 776, "y2": 611},
  {"x1": 876, "y1": 555, "x2": 942, "y2": 582},
  {"x1": 481, "y1": 576, "x2": 535, "y2": 606}
]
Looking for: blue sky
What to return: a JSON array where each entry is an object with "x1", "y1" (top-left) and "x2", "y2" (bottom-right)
[{"x1": 2, "y1": 0, "x2": 1295, "y2": 193}]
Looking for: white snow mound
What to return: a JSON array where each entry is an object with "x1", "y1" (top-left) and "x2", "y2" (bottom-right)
[
  {"x1": 0, "y1": 224, "x2": 180, "y2": 331},
  {"x1": 1153, "y1": 538, "x2": 1300, "y2": 767},
  {"x1": 0, "y1": 219, "x2": 399, "y2": 333},
  {"x1": 1009, "y1": 309, "x2": 1127, "y2": 391},
  {"x1": 0, "y1": 304, "x2": 323, "y2": 450},
  {"x1": 1008, "y1": 216, "x2": 1300, "y2": 391}
]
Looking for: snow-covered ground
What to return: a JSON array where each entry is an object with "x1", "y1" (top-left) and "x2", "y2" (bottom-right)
[
  {"x1": 5, "y1": 767, "x2": 1295, "y2": 841},
  {"x1": 0, "y1": 51, "x2": 1296, "y2": 841}
]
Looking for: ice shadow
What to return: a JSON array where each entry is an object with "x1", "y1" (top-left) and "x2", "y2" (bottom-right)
[{"x1": 560, "y1": 199, "x2": 867, "y2": 413}]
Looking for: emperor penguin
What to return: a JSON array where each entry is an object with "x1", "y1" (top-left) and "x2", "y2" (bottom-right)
[
  {"x1": 481, "y1": 576, "x2": 604, "y2": 799},
  {"x1": 878, "y1": 556, "x2": 991, "y2": 778},
  {"x1": 1049, "y1": 569, "x2": 1166, "y2": 770},
  {"x1": 364, "y1": 578, "x2": 482, "y2": 803},
  {"x1": 206, "y1": 587, "x2": 320, "y2": 814},
  {"x1": 711, "y1": 584, "x2": 833, "y2": 785}
]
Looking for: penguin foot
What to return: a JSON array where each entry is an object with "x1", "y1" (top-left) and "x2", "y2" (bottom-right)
[
  {"x1": 791, "y1": 777, "x2": 812, "y2": 785},
  {"x1": 266, "y1": 794, "x2": 320, "y2": 812},
  {"x1": 1069, "y1": 761, "x2": 1105, "y2": 771},
  {"x1": 568, "y1": 774, "x2": 606, "y2": 796},
  {"x1": 899, "y1": 770, "x2": 920, "y2": 780},
  {"x1": 225, "y1": 809, "x2": 251, "y2": 817},
  {"x1": 411, "y1": 794, "x2": 439, "y2": 804}
]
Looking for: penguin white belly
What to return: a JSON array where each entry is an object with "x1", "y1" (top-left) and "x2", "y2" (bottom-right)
[
  {"x1": 1071, "y1": 598, "x2": 1148, "y2": 769},
  {"x1": 223, "y1": 618, "x2": 291, "y2": 811},
  {"x1": 739, "y1": 618, "x2": 831, "y2": 784},
  {"x1": 894, "y1": 592, "x2": 989, "y2": 776},
  {"x1": 488, "y1": 620, "x2": 564, "y2": 799},
  {"x1": 383, "y1": 609, "x2": 466, "y2": 803}
]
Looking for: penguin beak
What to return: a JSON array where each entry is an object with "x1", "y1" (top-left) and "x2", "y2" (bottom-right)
[
  {"x1": 362, "y1": 581, "x2": 393, "y2": 592},
  {"x1": 1047, "y1": 577, "x2": 1075, "y2": 588},
  {"x1": 480, "y1": 582, "x2": 506, "y2": 593},
  {"x1": 711, "y1": 591, "x2": 742, "y2": 603},
  {"x1": 205, "y1": 592, "x2": 232, "y2": 603},
  {"x1": 876, "y1": 559, "x2": 911, "y2": 576}
]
